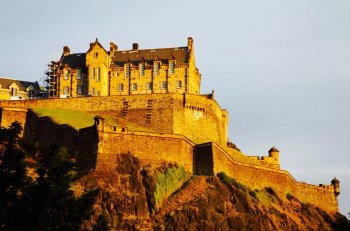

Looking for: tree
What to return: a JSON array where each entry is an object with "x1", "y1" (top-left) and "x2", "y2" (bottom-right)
[{"x1": 0, "y1": 122, "x2": 98, "y2": 230}]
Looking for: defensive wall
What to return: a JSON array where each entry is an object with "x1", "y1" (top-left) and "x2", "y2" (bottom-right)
[
  {"x1": 0, "y1": 99, "x2": 339, "y2": 212},
  {"x1": 0, "y1": 93, "x2": 228, "y2": 146},
  {"x1": 195, "y1": 142, "x2": 338, "y2": 212}
]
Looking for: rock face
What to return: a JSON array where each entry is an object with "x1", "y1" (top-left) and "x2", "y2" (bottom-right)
[{"x1": 75, "y1": 154, "x2": 350, "y2": 230}]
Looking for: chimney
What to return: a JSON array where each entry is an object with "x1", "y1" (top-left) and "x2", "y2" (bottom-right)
[
  {"x1": 63, "y1": 46, "x2": 70, "y2": 56},
  {"x1": 187, "y1": 37, "x2": 193, "y2": 50},
  {"x1": 132, "y1": 43, "x2": 139, "y2": 51},
  {"x1": 110, "y1": 42, "x2": 118, "y2": 52}
]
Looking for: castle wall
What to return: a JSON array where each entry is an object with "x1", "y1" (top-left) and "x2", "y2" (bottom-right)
[
  {"x1": 172, "y1": 94, "x2": 228, "y2": 146},
  {"x1": 0, "y1": 107, "x2": 28, "y2": 129},
  {"x1": 0, "y1": 94, "x2": 228, "y2": 147},
  {"x1": 206, "y1": 142, "x2": 338, "y2": 212},
  {"x1": 96, "y1": 125, "x2": 195, "y2": 173}
]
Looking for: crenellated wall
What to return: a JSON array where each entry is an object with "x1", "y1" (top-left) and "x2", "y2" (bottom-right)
[{"x1": 202, "y1": 142, "x2": 338, "y2": 212}]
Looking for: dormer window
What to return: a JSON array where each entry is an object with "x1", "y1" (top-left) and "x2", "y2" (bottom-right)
[
  {"x1": 154, "y1": 62, "x2": 160, "y2": 76},
  {"x1": 169, "y1": 61, "x2": 175, "y2": 75},
  {"x1": 124, "y1": 63, "x2": 130, "y2": 77},
  {"x1": 139, "y1": 63, "x2": 145, "y2": 76},
  {"x1": 10, "y1": 87, "x2": 17, "y2": 96}
]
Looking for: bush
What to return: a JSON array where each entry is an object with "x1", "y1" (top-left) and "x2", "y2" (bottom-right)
[
  {"x1": 154, "y1": 165, "x2": 190, "y2": 207},
  {"x1": 249, "y1": 190, "x2": 257, "y2": 198},
  {"x1": 265, "y1": 187, "x2": 277, "y2": 197},
  {"x1": 217, "y1": 172, "x2": 244, "y2": 190},
  {"x1": 286, "y1": 192, "x2": 295, "y2": 201}
]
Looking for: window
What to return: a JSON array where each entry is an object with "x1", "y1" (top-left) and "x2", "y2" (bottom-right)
[
  {"x1": 91, "y1": 88, "x2": 95, "y2": 96},
  {"x1": 160, "y1": 81, "x2": 166, "y2": 89},
  {"x1": 118, "y1": 84, "x2": 123, "y2": 92},
  {"x1": 91, "y1": 68, "x2": 95, "y2": 79},
  {"x1": 97, "y1": 91, "x2": 100, "y2": 96},
  {"x1": 11, "y1": 88, "x2": 17, "y2": 96},
  {"x1": 169, "y1": 61, "x2": 175, "y2": 75},
  {"x1": 77, "y1": 86, "x2": 83, "y2": 94},
  {"x1": 139, "y1": 63, "x2": 145, "y2": 76},
  {"x1": 146, "y1": 82, "x2": 152, "y2": 90},
  {"x1": 64, "y1": 70, "x2": 69, "y2": 80},
  {"x1": 96, "y1": 67, "x2": 100, "y2": 82},
  {"x1": 94, "y1": 52, "x2": 98, "y2": 58},
  {"x1": 176, "y1": 80, "x2": 182, "y2": 89},
  {"x1": 63, "y1": 86, "x2": 69, "y2": 95},
  {"x1": 77, "y1": 69, "x2": 81, "y2": 80},
  {"x1": 131, "y1": 83, "x2": 137, "y2": 91},
  {"x1": 154, "y1": 62, "x2": 160, "y2": 76},
  {"x1": 124, "y1": 64, "x2": 130, "y2": 77}
]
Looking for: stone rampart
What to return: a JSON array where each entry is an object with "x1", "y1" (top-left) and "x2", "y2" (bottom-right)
[
  {"x1": 0, "y1": 93, "x2": 228, "y2": 146},
  {"x1": 95, "y1": 122, "x2": 195, "y2": 173},
  {"x1": 204, "y1": 142, "x2": 338, "y2": 212}
]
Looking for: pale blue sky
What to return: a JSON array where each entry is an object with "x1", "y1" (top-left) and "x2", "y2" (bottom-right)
[{"x1": 1, "y1": 0, "x2": 349, "y2": 215}]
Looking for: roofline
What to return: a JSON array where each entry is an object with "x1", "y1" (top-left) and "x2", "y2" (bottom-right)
[{"x1": 0, "y1": 77, "x2": 38, "y2": 82}]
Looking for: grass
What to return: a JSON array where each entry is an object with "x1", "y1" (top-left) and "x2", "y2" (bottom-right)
[
  {"x1": 32, "y1": 108, "x2": 153, "y2": 132},
  {"x1": 33, "y1": 108, "x2": 95, "y2": 129},
  {"x1": 217, "y1": 172, "x2": 244, "y2": 190},
  {"x1": 154, "y1": 166, "x2": 190, "y2": 207}
]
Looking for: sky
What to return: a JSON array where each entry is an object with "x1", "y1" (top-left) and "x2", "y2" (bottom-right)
[{"x1": 1, "y1": 0, "x2": 349, "y2": 216}]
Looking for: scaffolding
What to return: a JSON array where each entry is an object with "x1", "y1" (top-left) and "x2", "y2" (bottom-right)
[{"x1": 45, "y1": 61, "x2": 59, "y2": 98}]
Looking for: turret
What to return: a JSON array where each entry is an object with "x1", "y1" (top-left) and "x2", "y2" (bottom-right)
[
  {"x1": 268, "y1": 146, "x2": 279, "y2": 161},
  {"x1": 94, "y1": 116, "x2": 105, "y2": 131},
  {"x1": 331, "y1": 177, "x2": 340, "y2": 197}
]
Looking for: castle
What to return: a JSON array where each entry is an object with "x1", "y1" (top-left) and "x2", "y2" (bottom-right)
[
  {"x1": 0, "y1": 38, "x2": 340, "y2": 212},
  {"x1": 46, "y1": 38, "x2": 200, "y2": 98}
]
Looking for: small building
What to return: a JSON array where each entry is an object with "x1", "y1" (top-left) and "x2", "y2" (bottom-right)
[{"x1": 0, "y1": 77, "x2": 40, "y2": 100}]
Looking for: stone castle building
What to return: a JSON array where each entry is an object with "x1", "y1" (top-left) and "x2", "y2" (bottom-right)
[
  {"x1": 1, "y1": 38, "x2": 341, "y2": 213},
  {"x1": 46, "y1": 38, "x2": 200, "y2": 98}
]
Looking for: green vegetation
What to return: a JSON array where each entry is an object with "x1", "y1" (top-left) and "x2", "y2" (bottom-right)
[
  {"x1": 33, "y1": 108, "x2": 95, "y2": 129},
  {"x1": 0, "y1": 122, "x2": 98, "y2": 230},
  {"x1": 217, "y1": 172, "x2": 244, "y2": 190},
  {"x1": 154, "y1": 165, "x2": 190, "y2": 207},
  {"x1": 249, "y1": 190, "x2": 257, "y2": 199},
  {"x1": 286, "y1": 192, "x2": 295, "y2": 201},
  {"x1": 265, "y1": 187, "x2": 277, "y2": 197},
  {"x1": 32, "y1": 108, "x2": 152, "y2": 132}
]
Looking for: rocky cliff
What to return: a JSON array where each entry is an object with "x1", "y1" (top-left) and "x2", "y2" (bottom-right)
[{"x1": 74, "y1": 154, "x2": 349, "y2": 230}]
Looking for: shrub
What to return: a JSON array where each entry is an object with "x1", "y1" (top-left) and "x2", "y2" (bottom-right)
[
  {"x1": 217, "y1": 172, "x2": 244, "y2": 190},
  {"x1": 249, "y1": 190, "x2": 257, "y2": 198},
  {"x1": 286, "y1": 192, "x2": 295, "y2": 201},
  {"x1": 265, "y1": 187, "x2": 277, "y2": 197},
  {"x1": 154, "y1": 165, "x2": 190, "y2": 207}
]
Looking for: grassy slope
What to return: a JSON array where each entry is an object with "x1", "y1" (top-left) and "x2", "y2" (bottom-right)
[{"x1": 32, "y1": 108, "x2": 152, "y2": 132}]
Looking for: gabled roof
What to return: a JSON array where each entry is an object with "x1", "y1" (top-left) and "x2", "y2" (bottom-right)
[
  {"x1": 111, "y1": 47, "x2": 188, "y2": 68},
  {"x1": 60, "y1": 53, "x2": 86, "y2": 69},
  {"x1": 0, "y1": 77, "x2": 40, "y2": 92}
]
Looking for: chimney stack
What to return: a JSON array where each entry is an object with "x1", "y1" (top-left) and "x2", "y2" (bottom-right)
[
  {"x1": 132, "y1": 43, "x2": 139, "y2": 51},
  {"x1": 63, "y1": 46, "x2": 70, "y2": 56}
]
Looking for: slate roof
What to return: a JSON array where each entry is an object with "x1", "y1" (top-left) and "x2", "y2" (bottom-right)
[
  {"x1": 60, "y1": 53, "x2": 86, "y2": 69},
  {"x1": 0, "y1": 77, "x2": 40, "y2": 92},
  {"x1": 111, "y1": 47, "x2": 189, "y2": 68}
]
